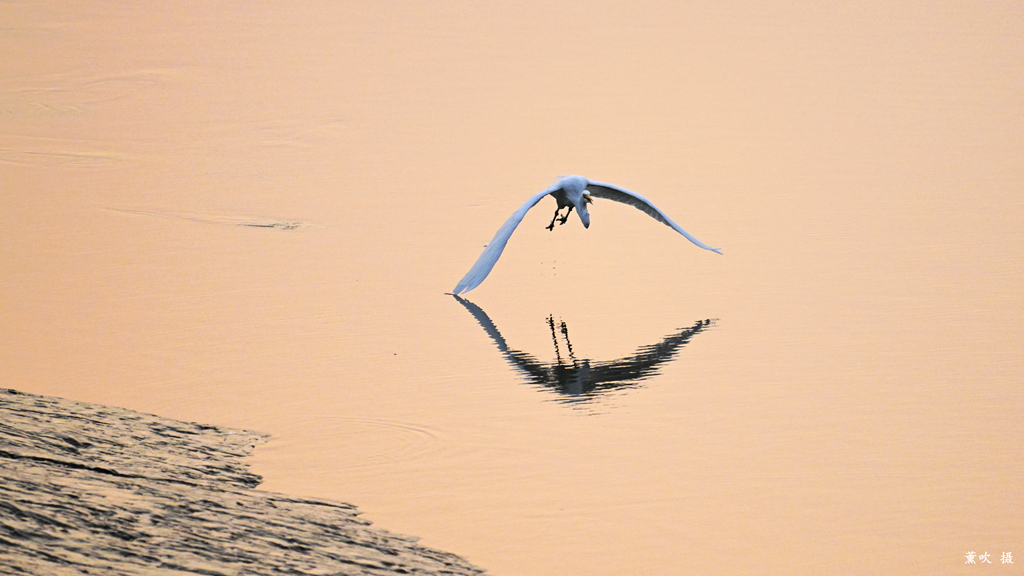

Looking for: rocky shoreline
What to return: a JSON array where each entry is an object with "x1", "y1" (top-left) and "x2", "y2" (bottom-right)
[{"x1": 0, "y1": 388, "x2": 486, "y2": 575}]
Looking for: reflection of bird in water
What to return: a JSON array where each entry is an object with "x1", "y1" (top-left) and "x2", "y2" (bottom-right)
[
  {"x1": 452, "y1": 175, "x2": 722, "y2": 295},
  {"x1": 453, "y1": 295, "x2": 715, "y2": 405}
]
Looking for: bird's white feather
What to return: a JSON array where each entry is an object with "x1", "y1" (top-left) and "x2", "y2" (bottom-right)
[
  {"x1": 585, "y1": 180, "x2": 722, "y2": 254},
  {"x1": 452, "y1": 176, "x2": 721, "y2": 295},
  {"x1": 452, "y1": 184, "x2": 558, "y2": 295}
]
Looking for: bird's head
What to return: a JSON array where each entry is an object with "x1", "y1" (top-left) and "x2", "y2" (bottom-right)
[{"x1": 576, "y1": 193, "x2": 592, "y2": 228}]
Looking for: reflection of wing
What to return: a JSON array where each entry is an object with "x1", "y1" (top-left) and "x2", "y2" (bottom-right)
[
  {"x1": 583, "y1": 320, "x2": 712, "y2": 394},
  {"x1": 453, "y1": 183, "x2": 561, "y2": 295},
  {"x1": 452, "y1": 296, "x2": 550, "y2": 382},
  {"x1": 585, "y1": 180, "x2": 722, "y2": 254},
  {"x1": 453, "y1": 295, "x2": 715, "y2": 404}
]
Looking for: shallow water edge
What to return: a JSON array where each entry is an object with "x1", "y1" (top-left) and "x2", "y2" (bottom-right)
[{"x1": 0, "y1": 388, "x2": 486, "y2": 576}]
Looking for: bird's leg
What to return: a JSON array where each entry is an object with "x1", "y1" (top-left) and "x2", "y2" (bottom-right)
[
  {"x1": 558, "y1": 206, "x2": 574, "y2": 226},
  {"x1": 545, "y1": 206, "x2": 574, "y2": 231},
  {"x1": 546, "y1": 207, "x2": 563, "y2": 231}
]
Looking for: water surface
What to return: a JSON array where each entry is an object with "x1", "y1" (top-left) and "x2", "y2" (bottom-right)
[{"x1": 3, "y1": 2, "x2": 1022, "y2": 575}]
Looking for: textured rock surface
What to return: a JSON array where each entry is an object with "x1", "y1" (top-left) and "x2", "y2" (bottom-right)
[{"x1": 0, "y1": 389, "x2": 486, "y2": 575}]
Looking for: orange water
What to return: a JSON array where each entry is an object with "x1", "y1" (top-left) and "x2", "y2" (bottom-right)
[{"x1": 3, "y1": 2, "x2": 1022, "y2": 574}]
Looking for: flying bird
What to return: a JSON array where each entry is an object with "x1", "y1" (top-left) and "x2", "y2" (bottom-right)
[{"x1": 452, "y1": 175, "x2": 721, "y2": 295}]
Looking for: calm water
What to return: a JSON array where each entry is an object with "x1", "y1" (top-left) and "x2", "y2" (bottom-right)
[{"x1": 3, "y1": 2, "x2": 1022, "y2": 574}]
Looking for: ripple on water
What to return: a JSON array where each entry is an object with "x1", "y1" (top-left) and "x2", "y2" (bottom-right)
[{"x1": 317, "y1": 417, "x2": 443, "y2": 473}]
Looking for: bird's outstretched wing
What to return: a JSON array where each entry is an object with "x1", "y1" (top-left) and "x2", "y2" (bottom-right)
[
  {"x1": 452, "y1": 184, "x2": 559, "y2": 295},
  {"x1": 585, "y1": 180, "x2": 722, "y2": 254}
]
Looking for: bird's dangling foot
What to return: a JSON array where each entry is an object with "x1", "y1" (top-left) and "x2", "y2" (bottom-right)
[
  {"x1": 545, "y1": 206, "x2": 573, "y2": 231},
  {"x1": 545, "y1": 207, "x2": 563, "y2": 231}
]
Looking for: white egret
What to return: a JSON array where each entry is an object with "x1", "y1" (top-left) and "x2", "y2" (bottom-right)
[{"x1": 452, "y1": 175, "x2": 721, "y2": 295}]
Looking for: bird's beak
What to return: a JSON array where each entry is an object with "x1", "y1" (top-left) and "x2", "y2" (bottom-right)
[{"x1": 583, "y1": 193, "x2": 593, "y2": 204}]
